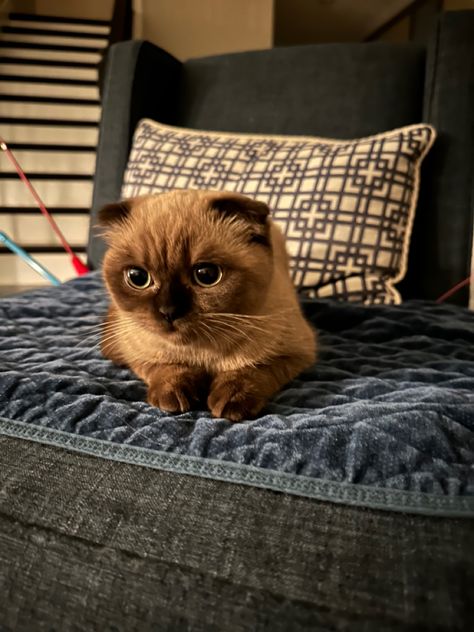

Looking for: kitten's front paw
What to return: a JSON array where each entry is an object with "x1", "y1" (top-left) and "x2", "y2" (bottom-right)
[
  {"x1": 147, "y1": 366, "x2": 209, "y2": 413},
  {"x1": 208, "y1": 375, "x2": 267, "y2": 422},
  {"x1": 147, "y1": 383, "x2": 193, "y2": 413}
]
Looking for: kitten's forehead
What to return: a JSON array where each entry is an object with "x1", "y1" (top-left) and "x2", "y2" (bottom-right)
[{"x1": 120, "y1": 191, "x2": 249, "y2": 271}]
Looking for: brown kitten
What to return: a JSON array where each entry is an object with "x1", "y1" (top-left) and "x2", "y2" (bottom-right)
[{"x1": 99, "y1": 190, "x2": 316, "y2": 422}]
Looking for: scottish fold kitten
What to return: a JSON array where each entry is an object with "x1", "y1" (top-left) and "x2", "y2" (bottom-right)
[{"x1": 99, "y1": 190, "x2": 316, "y2": 421}]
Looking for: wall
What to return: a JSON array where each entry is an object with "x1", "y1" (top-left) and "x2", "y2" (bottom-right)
[
  {"x1": 374, "y1": 0, "x2": 474, "y2": 42},
  {"x1": 376, "y1": 16, "x2": 411, "y2": 42},
  {"x1": 443, "y1": 0, "x2": 474, "y2": 8},
  {"x1": 32, "y1": 0, "x2": 113, "y2": 20},
  {"x1": 273, "y1": 0, "x2": 413, "y2": 45},
  {"x1": 137, "y1": 0, "x2": 422, "y2": 56},
  {"x1": 1, "y1": 0, "x2": 35, "y2": 21},
  {"x1": 138, "y1": 0, "x2": 273, "y2": 61},
  {"x1": 0, "y1": 0, "x2": 12, "y2": 22}
]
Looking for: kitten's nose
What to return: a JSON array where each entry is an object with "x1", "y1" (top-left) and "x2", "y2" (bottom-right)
[{"x1": 158, "y1": 305, "x2": 177, "y2": 324}]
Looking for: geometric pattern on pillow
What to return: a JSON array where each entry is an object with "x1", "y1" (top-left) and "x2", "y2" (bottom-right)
[{"x1": 122, "y1": 120, "x2": 436, "y2": 304}]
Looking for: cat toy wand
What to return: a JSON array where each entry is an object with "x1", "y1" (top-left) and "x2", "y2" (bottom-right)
[
  {"x1": 0, "y1": 231, "x2": 61, "y2": 286},
  {"x1": 0, "y1": 136, "x2": 90, "y2": 276}
]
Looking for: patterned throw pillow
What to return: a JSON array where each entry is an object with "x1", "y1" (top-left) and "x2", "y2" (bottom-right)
[{"x1": 122, "y1": 119, "x2": 435, "y2": 304}]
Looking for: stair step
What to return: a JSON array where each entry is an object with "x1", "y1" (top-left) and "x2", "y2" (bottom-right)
[
  {"x1": 5, "y1": 18, "x2": 110, "y2": 36},
  {"x1": 0, "y1": 245, "x2": 87, "y2": 254},
  {"x1": 0, "y1": 56, "x2": 98, "y2": 68},
  {"x1": 0, "y1": 37, "x2": 106, "y2": 52},
  {"x1": 0, "y1": 179, "x2": 93, "y2": 207},
  {"x1": 0, "y1": 73, "x2": 97, "y2": 85},
  {"x1": 0, "y1": 172, "x2": 93, "y2": 180},
  {"x1": 0, "y1": 252, "x2": 86, "y2": 285},
  {"x1": 0, "y1": 151, "x2": 95, "y2": 173},
  {"x1": 2, "y1": 25, "x2": 109, "y2": 41},
  {"x1": 0, "y1": 117, "x2": 99, "y2": 143},
  {"x1": 0, "y1": 206, "x2": 91, "y2": 214},
  {"x1": 0, "y1": 149, "x2": 96, "y2": 175},
  {"x1": 0, "y1": 80, "x2": 99, "y2": 100},
  {"x1": 0, "y1": 62, "x2": 97, "y2": 81},
  {"x1": 0, "y1": 101, "x2": 101, "y2": 121},
  {"x1": 1, "y1": 214, "x2": 89, "y2": 247},
  {"x1": 9, "y1": 12, "x2": 111, "y2": 27},
  {"x1": 0, "y1": 45, "x2": 101, "y2": 63},
  {"x1": 0, "y1": 94, "x2": 100, "y2": 105},
  {"x1": 5, "y1": 142, "x2": 96, "y2": 152}
]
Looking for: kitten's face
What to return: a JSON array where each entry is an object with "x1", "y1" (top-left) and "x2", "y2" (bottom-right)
[{"x1": 100, "y1": 190, "x2": 273, "y2": 346}]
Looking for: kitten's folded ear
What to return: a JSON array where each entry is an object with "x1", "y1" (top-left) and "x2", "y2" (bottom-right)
[
  {"x1": 209, "y1": 193, "x2": 270, "y2": 226},
  {"x1": 97, "y1": 199, "x2": 133, "y2": 226}
]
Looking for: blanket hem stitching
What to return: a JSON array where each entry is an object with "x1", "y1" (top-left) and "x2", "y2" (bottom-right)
[{"x1": 1, "y1": 418, "x2": 473, "y2": 518}]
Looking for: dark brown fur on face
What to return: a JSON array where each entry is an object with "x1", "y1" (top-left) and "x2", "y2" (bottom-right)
[{"x1": 99, "y1": 190, "x2": 316, "y2": 422}]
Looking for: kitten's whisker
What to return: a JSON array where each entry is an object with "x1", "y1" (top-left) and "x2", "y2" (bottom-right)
[
  {"x1": 199, "y1": 321, "x2": 224, "y2": 344},
  {"x1": 203, "y1": 321, "x2": 246, "y2": 347},
  {"x1": 207, "y1": 315, "x2": 292, "y2": 331},
  {"x1": 70, "y1": 324, "x2": 136, "y2": 355},
  {"x1": 211, "y1": 321, "x2": 254, "y2": 342},
  {"x1": 206, "y1": 322, "x2": 256, "y2": 343},
  {"x1": 208, "y1": 316, "x2": 265, "y2": 331},
  {"x1": 198, "y1": 321, "x2": 231, "y2": 347},
  {"x1": 195, "y1": 323, "x2": 216, "y2": 348},
  {"x1": 208, "y1": 311, "x2": 294, "y2": 332},
  {"x1": 100, "y1": 330, "x2": 134, "y2": 347},
  {"x1": 206, "y1": 313, "x2": 274, "y2": 327},
  {"x1": 207, "y1": 308, "x2": 297, "y2": 320},
  {"x1": 73, "y1": 325, "x2": 131, "y2": 349},
  {"x1": 71, "y1": 333, "x2": 100, "y2": 348},
  {"x1": 71, "y1": 318, "x2": 135, "y2": 343},
  {"x1": 205, "y1": 317, "x2": 266, "y2": 338}
]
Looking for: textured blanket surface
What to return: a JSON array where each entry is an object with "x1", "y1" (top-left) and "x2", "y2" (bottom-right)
[{"x1": 1, "y1": 273, "x2": 473, "y2": 513}]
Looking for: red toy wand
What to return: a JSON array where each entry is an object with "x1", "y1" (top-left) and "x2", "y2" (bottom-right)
[{"x1": 0, "y1": 136, "x2": 90, "y2": 276}]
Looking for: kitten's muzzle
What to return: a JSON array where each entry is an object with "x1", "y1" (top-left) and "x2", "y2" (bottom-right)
[
  {"x1": 155, "y1": 281, "x2": 191, "y2": 325},
  {"x1": 158, "y1": 304, "x2": 179, "y2": 324}
]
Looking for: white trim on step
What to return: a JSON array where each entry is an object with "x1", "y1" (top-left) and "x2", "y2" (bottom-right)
[
  {"x1": 0, "y1": 101, "x2": 101, "y2": 120},
  {"x1": 2, "y1": 33, "x2": 108, "y2": 48},
  {"x1": 0, "y1": 180, "x2": 93, "y2": 207},
  {"x1": 0, "y1": 47, "x2": 101, "y2": 63},
  {"x1": 0, "y1": 63, "x2": 98, "y2": 81},
  {"x1": 0, "y1": 149, "x2": 96, "y2": 175},
  {"x1": 0, "y1": 80, "x2": 99, "y2": 100},
  {"x1": 5, "y1": 19, "x2": 110, "y2": 36},
  {"x1": 0, "y1": 124, "x2": 99, "y2": 145}
]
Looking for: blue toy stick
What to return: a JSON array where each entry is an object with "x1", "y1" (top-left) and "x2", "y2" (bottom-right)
[{"x1": 0, "y1": 231, "x2": 61, "y2": 286}]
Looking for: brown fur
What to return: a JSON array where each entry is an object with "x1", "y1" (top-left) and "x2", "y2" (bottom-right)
[{"x1": 99, "y1": 190, "x2": 317, "y2": 421}]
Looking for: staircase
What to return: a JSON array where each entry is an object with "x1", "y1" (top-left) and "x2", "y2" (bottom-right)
[{"x1": 0, "y1": 12, "x2": 111, "y2": 288}]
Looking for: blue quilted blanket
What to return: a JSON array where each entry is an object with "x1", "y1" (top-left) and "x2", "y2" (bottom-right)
[{"x1": 1, "y1": 272, "x2": 473, "y2": 516}]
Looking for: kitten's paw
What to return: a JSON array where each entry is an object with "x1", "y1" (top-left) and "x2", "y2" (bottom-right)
[
  {"x1": 208, "y1": 376, "x2": 266, "y2": 422},
  {"x1": 147, "y1": 366, "x2": 209, "y2": 414},
  {"x1": 147, "y1": 384, "x2": 192, "y2": 413}
]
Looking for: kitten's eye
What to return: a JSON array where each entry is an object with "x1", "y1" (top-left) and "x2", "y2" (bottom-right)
[
  {"x1": 192, "y1": 263, "x2": 223, "y2": 287},
  {"x1": 125, "y1": 267, "x2": 152, "y2": 289}
]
